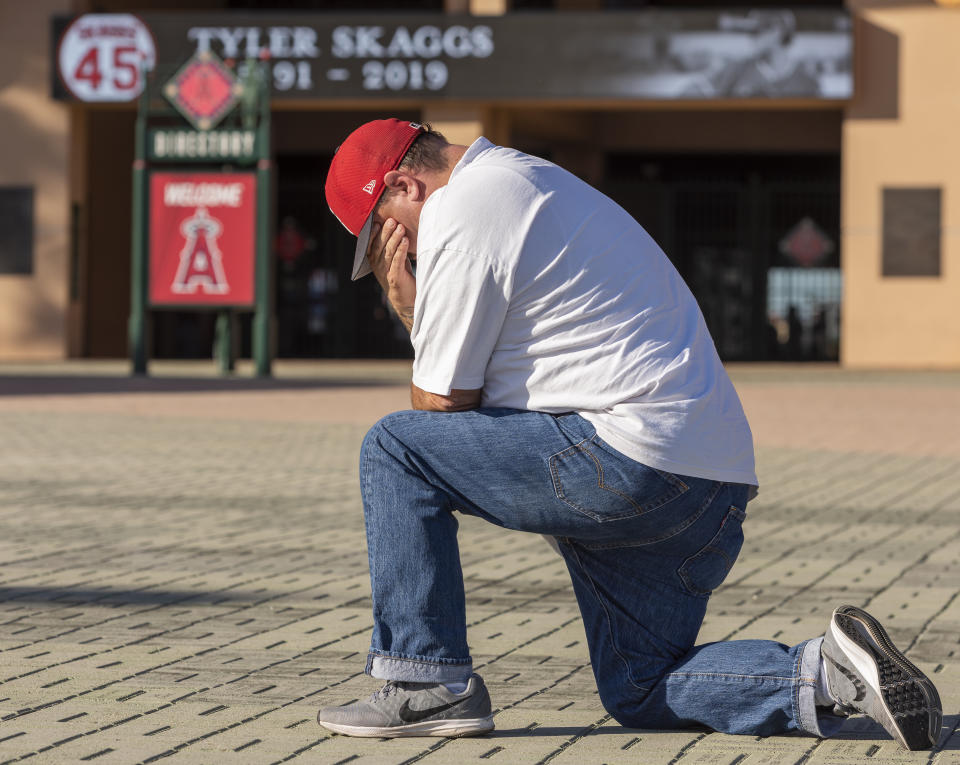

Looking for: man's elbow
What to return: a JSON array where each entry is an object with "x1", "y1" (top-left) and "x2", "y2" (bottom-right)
[
  {"x1": 418, "y1": 399, "x2": 475, "y2": 413},
  {"x1": 411, "y1": 384, "x2": 481, "y2": 412}
]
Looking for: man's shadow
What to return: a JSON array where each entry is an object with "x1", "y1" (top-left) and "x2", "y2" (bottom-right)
[
  {"x1": 490, "y1": 714, "x2": 960, "y2": 749},
  {"x1": 825, "y1": 713, "x2": 959, "y2": 749},
  {"x1": 937, "y1": 716, "x2": 960, "y2": 750}
]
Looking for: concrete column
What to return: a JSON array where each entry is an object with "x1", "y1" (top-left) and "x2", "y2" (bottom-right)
[
  {"x1": 0, "y1": 0, "x2": 71, "y2": 360},
  {"x1": 841, "y1": 5, "x2": 960, "y2": 367},
  {"x1": 421, "y1": 106, "x2": 485, "y2": 147},
  {"x1": 444, "y1": 0, "x2": 508, "y2": 14},
  {"x1": 422, "y1": 105, "x2": 511, "y2": 148},
  {"x1": 430, "y1": 0, "x2": 511, "y2": 147},
  {"x1": 67, "y1": 105, "x2": 88, "y2": 358},
  {"x1": 470, "y1": 0, "x2": 509, "y2": 15}
]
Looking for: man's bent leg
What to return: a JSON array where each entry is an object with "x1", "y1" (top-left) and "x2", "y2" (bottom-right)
[
  {"x1": 353, "y1": 409, "x2": 834, "y2": 738},
  {"x1": 557, "y1": 472, "x2": 832, "y2": 737},
  {"x1": 319, "y1": 408, "x2": 600, "y2": 738},
  {"x1": 356, "y1": 407, "x2": 686, "y2": 683},
  {"x1": 359, "y1": 412, "x2": 473, "y2": 684}
]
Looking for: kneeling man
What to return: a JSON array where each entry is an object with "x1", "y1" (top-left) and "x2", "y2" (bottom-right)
[{"x1": 317, "y1": 119, "x2": 941, "y2": 750}]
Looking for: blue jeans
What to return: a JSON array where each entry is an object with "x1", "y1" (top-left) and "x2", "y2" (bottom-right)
[{"x1": 359, "y1": 408, "x2": 836, "y2": 737}]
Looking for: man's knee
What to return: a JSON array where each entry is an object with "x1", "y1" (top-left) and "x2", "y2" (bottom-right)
[
  {"x1": 596, "y1": 683, "x2": 658, "y2": 729},
  {"x1": 363, "y1": 410, "x2": 414, "y2": 446},
  {"x1": 361, "y1": 415, "x2": 395, "y2": 469},
  {"x1": 360, "y1": 411, "x2": 426, "y2": 475},
  {"x1": 593, "y1": 661, "x2": 685, "y2": 730}
]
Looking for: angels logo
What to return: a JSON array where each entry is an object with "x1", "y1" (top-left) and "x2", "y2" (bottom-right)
[
  {"x1": 150, "y1": 172, "x2": 255, "y2": 307},
  {"x1": 172, "y1": 207, "x2": 230, "y2": 294}
]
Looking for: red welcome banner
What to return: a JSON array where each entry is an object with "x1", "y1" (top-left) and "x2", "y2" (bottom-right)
[{"x1": 149, "y1": 172, "x2": 256, "y2": 306}]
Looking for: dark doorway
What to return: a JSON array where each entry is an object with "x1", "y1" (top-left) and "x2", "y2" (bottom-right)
[
  {"x1": 604, "y1": 153, "x2": 841, "y2": 361},
  {"x1": 273, "y1": 153, "x2": 412, "y2": 359}
]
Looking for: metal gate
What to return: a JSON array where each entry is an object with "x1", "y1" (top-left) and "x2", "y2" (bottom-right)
[{"x1": 605, "y1": 154, "x2": 841, "y2": 361}]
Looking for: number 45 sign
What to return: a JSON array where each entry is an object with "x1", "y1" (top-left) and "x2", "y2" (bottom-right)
[{"x1": 58, "y1": 14, "x2": 156, "y2": 102}]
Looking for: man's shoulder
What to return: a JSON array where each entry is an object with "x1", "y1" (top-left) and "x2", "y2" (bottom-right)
[
  {"x1": 456, "y1": 151, "x2": 542, "y2": 186},
  {"x1": 466, "y1": 144, "x2": 556, "y2": 176},
  {"x1": 427, "y1": 156, "x2": 541, "y2": 223},
  {"x1": 442, "y1": 151, "x2": 562, "y2": 217}
]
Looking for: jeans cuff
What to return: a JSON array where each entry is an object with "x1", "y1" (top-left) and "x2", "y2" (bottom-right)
[
  {"x1": 366, "y1": 652, "x2": 473, "y2": 684},
  {"x1": 796, "y1": 636, "x2": 845, "y2": 738}
]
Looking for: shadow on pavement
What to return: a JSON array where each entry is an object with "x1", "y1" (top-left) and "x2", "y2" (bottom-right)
[
  {"x1": 488, "y1": 716, "x2": 960, "y2": 749},
  {"x1": 488, "y1": 724, "x2": 712, "y2": 738},
  {"x1": 0, "y1": 585, "x2": 266, "y2": 606},
  {"x1": 0, "y1": 375, "x2": 404, "y2": 397},
  {"x1": 828, "y1": 714, "x2": 959, "y2": 749},
  {"x1": 935, "y1": 716, "x2": 960, "y2": 750},
  {"x1": 489, "y1": 726, "x2": 629, "y2": 738}
]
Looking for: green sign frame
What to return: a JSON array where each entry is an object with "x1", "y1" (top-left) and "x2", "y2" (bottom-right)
[
  {"x1": 128, "y1": 61, "x2": 273, "y2": 377},
  {"x1": 147, "y1": 128, "x2": 258, "y2": 163}
]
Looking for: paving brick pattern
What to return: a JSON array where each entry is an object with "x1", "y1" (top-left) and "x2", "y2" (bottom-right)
[{"x1": 0, "y1": 363, "x2": 957, "y2": 764}]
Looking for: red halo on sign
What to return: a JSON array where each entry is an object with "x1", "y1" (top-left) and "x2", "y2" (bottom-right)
[{"x1": 163, "y1": 50, "x2": 241, "y2": 131}]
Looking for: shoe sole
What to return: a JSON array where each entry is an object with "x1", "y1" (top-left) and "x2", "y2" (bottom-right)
[
  {"x1": 318, "y1": 715, "x2": 494, "y2": 738},
  {"x1": 830, "y1": 605, "x2": 941, "y2": 750}
]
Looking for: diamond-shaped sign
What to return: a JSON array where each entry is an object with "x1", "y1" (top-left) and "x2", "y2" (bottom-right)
[
  {"x1": 778, "y1": 217, "x2": 835, "y2": 268},
  {"x1": 164, "y1": 50, "x2": 241, "y2": 131}
]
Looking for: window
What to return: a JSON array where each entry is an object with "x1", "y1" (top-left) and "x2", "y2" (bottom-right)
[
  {"x1": 882, "y1": 187, "x2": 941, "y2": 277},
  {"x1": 0, "y1": 187, "x2": 34, "y2": 275}
]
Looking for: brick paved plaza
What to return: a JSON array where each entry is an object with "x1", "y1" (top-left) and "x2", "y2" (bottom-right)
[{"x1": 0, "y1": 362, "x2": 958, "y2": 764}]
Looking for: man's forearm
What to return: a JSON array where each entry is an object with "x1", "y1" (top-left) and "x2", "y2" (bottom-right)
[
  {"x1": 367, "y1": 219, "x2": 417, "y2": 334},
  {"x1": 394, "y1": 304, "x2": 414, "y2": 333},
  {"x1": 410, "y1": 383, "x2": 482, "y2": 412}
]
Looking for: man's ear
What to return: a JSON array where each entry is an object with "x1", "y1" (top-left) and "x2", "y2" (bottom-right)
[{"x1": 383, "y1": 170, "x2": 424, "y2": 201}]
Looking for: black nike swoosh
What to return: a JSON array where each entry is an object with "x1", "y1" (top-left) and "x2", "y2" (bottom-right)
[
  {"x1": 398, "y1": 696, "x2": 470, "y2": 724},
  {"x1": 823, "y1": 652, "x2": 866, "y2": 703}
]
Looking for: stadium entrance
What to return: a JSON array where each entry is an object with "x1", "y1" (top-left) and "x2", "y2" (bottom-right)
[
  {"x1": 605, "y1": 153, "x2": 841, "y2": 362},
  {"x1": 262, "y1": 149, "x2": 842, "y2": 363}
]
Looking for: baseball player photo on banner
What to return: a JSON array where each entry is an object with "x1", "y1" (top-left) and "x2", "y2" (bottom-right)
[{"x1": 149, "y1": 172, "x2": 256, "y2": 307}]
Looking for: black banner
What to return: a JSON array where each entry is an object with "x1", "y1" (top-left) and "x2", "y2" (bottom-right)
[{"x1": 53, "y1": 10, "x2": 852, "y2": 103}]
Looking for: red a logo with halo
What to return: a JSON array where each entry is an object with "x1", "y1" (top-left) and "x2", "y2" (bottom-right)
[{"x1": 172, "y1": 207, "x2": 229, "y2": 294}]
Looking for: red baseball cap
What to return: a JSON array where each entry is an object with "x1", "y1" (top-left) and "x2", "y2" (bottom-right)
[{"x1": 325, "y1": 119, "x2": 426, "y2": 281}]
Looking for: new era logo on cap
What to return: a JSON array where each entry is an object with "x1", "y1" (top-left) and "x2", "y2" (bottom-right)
[{"x1": 324, "y1": 118, "x2": 426, "y2": 280}]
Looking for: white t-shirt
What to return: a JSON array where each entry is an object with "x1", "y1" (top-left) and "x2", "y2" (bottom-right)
[{"x1": 411, "y1": 138, "x2": 757, "y2": 486}]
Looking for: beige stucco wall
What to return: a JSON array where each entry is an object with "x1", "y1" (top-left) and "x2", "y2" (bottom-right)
[
  {"x1": 0, "y1": 0, "x2": 71, "y2": 360},
  {"x1": 842, "y1": 6, "x2": 960, "y2": 368},
  {"x1": 10, "y1": 1, "x2": 955, "y2": 366}
]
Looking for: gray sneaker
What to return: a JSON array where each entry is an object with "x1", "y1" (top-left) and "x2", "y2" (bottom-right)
[
  {"x1": 821, "y1": 605, "x2": 941, "y2": 750},
  {"x1": 316, "y1": 674, "x2": 494, "y2": 738}
]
